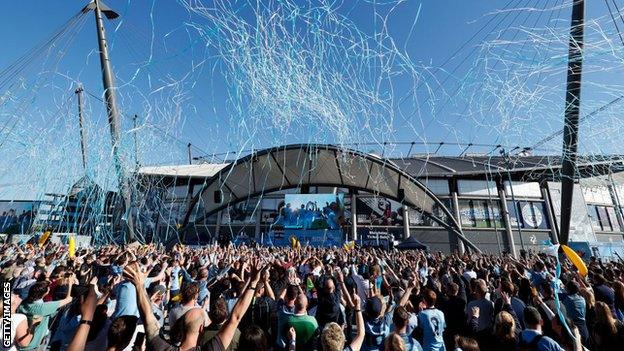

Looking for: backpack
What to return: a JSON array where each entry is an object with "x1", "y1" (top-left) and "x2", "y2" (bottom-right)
[{"x1": 518, "y1": 334, "x2": 543, "y2": 351}]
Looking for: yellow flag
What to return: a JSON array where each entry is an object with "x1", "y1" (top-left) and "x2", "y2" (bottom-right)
[
  {"x1": 343, "y1": 241, "x2": 355, "y2": 252},
  {"x1": 561, "y1": 244, "x2": 588, "y2": 277},
  {"x1": 290, "y1": 236, "x2": 300, "y2": 249},
  {"x1": 39, "y1": 231, "x2": 51, "y2": 247},
  {"x1": 68, "y1": 235, "x2": 76, "y2": 258}
]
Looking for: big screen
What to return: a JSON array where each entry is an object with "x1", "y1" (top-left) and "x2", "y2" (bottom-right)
[{"x1": 269, "y1": 193, "x2": 344, "y2": 246}]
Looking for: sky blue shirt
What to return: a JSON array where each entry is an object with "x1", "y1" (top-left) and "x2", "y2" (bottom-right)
[
  {"x1": 363, "y1": 316, "x2": 391, "y2": 351},
  {"x1": 560, "y1": 293, "x2": 586, "y2": 331},
  {"x1": 390, "y1": 312, "x2": 418, "y2": 336},
  {"x1": 400, "y1": 332, "x2": 423, "y2": 351},
  {"x1": 417, "y1": 308, "x2": 446, "y2": 351},
  {"x1": 111, "y1": 277, "x2": 154, "y2": 319},
  {"x1": 363, "y1": 300, "x2": 395, "y2": 351}
]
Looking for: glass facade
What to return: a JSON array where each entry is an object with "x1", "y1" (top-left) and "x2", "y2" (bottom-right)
[
  {"x1": 139, "y1": 171, "x2": 624, "y2": 251},
  {"x1": 457, "y1": 199, "x2": 504, "y2": 228},
  {"x1": 408, "y1": 199, "x2": 451, "y2": 227},
  {"x1": 587, "y1": 204, "x2": 621, "y2": 232}
]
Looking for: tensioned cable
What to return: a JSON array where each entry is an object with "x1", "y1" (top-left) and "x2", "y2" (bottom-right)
[
  {"x1": 460, "y1": 0, "x2": 558, "y2": 147},
  {"x1": 423, "y1": 0, "x2": 541, "y2": 134},
  {"x1": 604, "y1": 0, "x2": 624, "y2": 46},
  {"x1": 82, "y1": 87, "x2": 212, "y2": 158},
  {"x1": 0, "y1": 13, "x2": 89, "y2": 149},
  {"x1": 395, "y1": 0, "x2": 521, "y2": 108},
  {"x1": 0, "y1": 11, "x2": 87, "y2": 95},
  {"x1": 395, "y1": 0, "x2": 531, "y2": 133},
  {"x1": 528, "y1": 0, "x2": 624, "y2": 152},
  {"x1": 611, "y1": 0, "x2": 624, "y2": 33}
]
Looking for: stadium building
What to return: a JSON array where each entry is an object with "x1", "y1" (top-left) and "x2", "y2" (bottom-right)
[{"x1": 137, "y1": 144, "x2": 624, "y2": 258}]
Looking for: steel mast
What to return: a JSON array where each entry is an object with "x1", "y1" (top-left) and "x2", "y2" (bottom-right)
[
  {"x1": 75, "y1": 86, "x2": 88, "y2": 170},
  {"x1": 83, "y1": 0, "x2": 135, "y2": 242},
  {"x1": 559, "y1": 0, "x2": 585, "y2": 245}
]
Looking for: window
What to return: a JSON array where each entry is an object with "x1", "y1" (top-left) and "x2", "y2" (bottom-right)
[
  {"x1": 407, "y1": 199, "x2": 451, "y2": 227},
  {"x1": 587, "y1": 205, "x2": 601, "y2": 232},
  {"x1": 588, "y1": 205, "x2": 622, "y2": 232},
  {"x1": 458, "y1": 200, "x2": 476, "y2": 227},
  {"x1": 597, "y1": 206, "x2": 612, "y2": 232},
  {"x1": 508, "y1": 201, "x2": 549, "y2": 229},
  {"x1": 607, "y1": 207, "x2": 621, "y2": 232},
  {"x1": 458, "y1": 199, "x2": 503, "y2": 228},
  {"x1": 429, "y1": 200, "x2": 451, "y2": 226}
]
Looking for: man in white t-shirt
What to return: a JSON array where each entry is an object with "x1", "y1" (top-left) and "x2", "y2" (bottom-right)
[{"x1": 462, "y1": 263, "x2": 477, "y2": 282}]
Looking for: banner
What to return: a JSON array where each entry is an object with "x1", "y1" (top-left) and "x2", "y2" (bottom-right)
[
  {"x1": 263, "y1": 194, "x2": 346, "y2": 247},
  {"x1": 357, "y1": 227, "x2": 401, "y2": 248},
  {"x1": 356, "y1": 196, "x2": 404, "y2": 226},
  {"x1": 270, "y1": 228, "x2": 343, "y2": 247}
]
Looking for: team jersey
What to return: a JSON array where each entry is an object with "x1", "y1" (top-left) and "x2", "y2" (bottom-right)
[{"x1": 417, "y1": 308, "x2": 446, "y2": 351}]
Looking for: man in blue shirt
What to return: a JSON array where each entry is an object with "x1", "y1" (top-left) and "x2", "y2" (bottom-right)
[
  {"x1": 519, "y1": 306, "x2": 565, "y2": 351},
  {"x1": 392, "y1": 306, "x2": 423, "y2": 351},
  {"x1": 531, "y1": 261, "x2": 549, "y2": 293},
  {"x1": 276, "y1": 284, "x2": 299, "y2": 349},
  {"x1": 560, "y1": 281, "x2": 588, "y2": 344},
  {"x1": 415, "y1": 289, "x2": 445, "y2": 351},
  {"x1": 363, "y1": 295, "x2": 393, "y2": 351},
  {"x1": 111, "y1": 260, "x2": 167, "y2": 319}
]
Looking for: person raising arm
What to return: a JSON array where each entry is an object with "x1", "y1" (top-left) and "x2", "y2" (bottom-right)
[
  {"x1": 215, "y1": 259, "x2": 265, "y2": 350},
  {"x1": 349, "y1": 293, "x2": 365, "y2": 351},
  {"x1": 124, "y1": 262, "x2": 174, "y2": 351},
  {"x1": 66, "y1": 284, "x2": 97, "y2": 351}
]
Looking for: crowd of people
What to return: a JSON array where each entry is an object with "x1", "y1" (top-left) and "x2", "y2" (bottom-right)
[{"x1": 1, "y1": 241, "x2": 624, "y2": 351}]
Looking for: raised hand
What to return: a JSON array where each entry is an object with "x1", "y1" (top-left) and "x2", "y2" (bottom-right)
[
  {"x1": 123, "y1": 262, "x2": 145, "y2": 288},
  {"x1": 501, "y1": 291, "x2": 512, "y2": 305},
  {"x1": 80, "y1": 285, "x2": 97, "y2": 321},
  {"x1": 532, "y1": 292, "x2": 543, "y2": 306},
  {"x1": 351, "y1": 291, "x2": 361, "y2": 309},
  {"x1": 288, "y1": 327, "x2": 296, "y2": 341},
  {"x1": 335, "y1": 267, "x2": 344, "y2": 283},
  {"x1": 409, "y1": 274, "x2": 420, "y2": 290},
  {"x1": 471, "y1": 306, "x2": 480, "y2": 319},
  {"x1": 263, "y1": 268, "x2": 271, "y2": 282},
  {"x1": 250, "y1": 258, "x2": 265, "y2": 285}
]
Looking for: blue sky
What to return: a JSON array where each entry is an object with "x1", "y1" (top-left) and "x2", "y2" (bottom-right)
[{"x1": 1, "y1": 1, "x2": 623, "y2": 199}]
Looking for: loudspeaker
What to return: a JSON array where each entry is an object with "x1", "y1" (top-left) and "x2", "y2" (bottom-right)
[
  {"x1": 214, "y1": 190, "x2": 222, "y2": 204},
  {"x1": 397, "y1": 188, "x2": 405, "y2": 202},
  {"x1": 301, "y1": 185, "x2": 310, "y2": 194}
]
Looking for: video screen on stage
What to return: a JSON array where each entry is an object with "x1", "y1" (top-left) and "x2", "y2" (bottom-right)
[
  {"x1": 275, "y1": 193, "x2": 345, "y2": 230},
  {"x1": 268, "y1": 193, "x2": 345, "y2": 247},
  {"x1": 0, "y1": 201, "x2": 39, "y2": 233}
]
